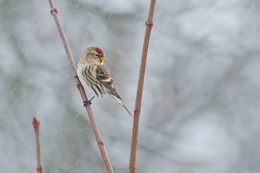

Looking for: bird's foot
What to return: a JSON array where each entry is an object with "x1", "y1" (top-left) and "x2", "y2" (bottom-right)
[{"x1": 83, "y1": 96, "x2": 95, "y2": 107}]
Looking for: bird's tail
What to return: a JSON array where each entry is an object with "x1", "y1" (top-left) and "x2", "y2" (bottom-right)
[{"x1": 109, "y1": 94, "x2": 133, "y2": 116}]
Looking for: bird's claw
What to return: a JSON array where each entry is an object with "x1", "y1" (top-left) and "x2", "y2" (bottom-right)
[
  {"x1": 83, "y1": 100, "x2": 92, "y2": 106},
  {"x1": 83, "y1": 96, "x2": 94, "y2": 107}
]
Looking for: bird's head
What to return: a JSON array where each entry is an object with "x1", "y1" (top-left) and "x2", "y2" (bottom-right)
[{"x1": 79, "y1": 46, "x2": 107, "y2": 65}]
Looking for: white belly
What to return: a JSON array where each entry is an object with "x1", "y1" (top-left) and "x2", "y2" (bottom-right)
[{"x1": 77, "y1": 64, "x2": 97, "y2": 98}]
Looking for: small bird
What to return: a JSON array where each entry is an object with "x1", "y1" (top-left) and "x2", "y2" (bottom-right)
[{"x1": 77, "y1": 46, "x2": 132, "y2": 116}]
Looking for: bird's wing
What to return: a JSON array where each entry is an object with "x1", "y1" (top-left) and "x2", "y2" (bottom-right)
[
  {"x1": 96, "y1": 65, "x2": 133, "y2": 116},
  {"x1": 96, "y1": 65, "x2": 120, "y2": 98}
]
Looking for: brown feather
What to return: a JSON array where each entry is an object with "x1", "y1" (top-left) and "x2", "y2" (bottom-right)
[{"x1": 96, "y1": 65, "x2": 120, "y2": 98}]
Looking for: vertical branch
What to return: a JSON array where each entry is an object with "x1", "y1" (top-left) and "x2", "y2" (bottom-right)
[
  {"x1": 129, "y1": 0, "x2": 156, "y2": 173},
  {"x1": 32, "y1": 117, "x2": 43, "y2": 173},
  {"x1": 47, "y1": 1, "x2": 114, "y2": 172}
]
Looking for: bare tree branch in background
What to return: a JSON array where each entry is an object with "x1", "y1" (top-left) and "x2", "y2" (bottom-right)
[
  {"x1": 32, "y1": 117, "x2": 43, "y2": 173},
  {"x1": 47, "y1": 0, "x2": 114, "y2": 172},
  {"x1": 129, "y1": 0, "x2": 156, "y2": 173}
]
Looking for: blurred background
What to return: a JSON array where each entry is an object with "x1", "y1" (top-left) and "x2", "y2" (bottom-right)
[{"x1": 1, "y1": 0, "x2": 260, "y2": 172}]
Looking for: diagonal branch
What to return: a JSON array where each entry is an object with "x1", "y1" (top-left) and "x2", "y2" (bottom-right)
[
  {"x1": 129, "y1": 0, "x2": 156, "y2": 173},
  {"x1": 47, "y1": 1, "x2": 114, "y2": 172}
]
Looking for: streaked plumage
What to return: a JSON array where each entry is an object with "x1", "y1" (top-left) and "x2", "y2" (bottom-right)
[{"x1": 77, "y1": 46, "x2": 132, "y2": 116}]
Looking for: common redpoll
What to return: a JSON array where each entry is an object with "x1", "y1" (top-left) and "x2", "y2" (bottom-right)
[{"x1": 77, "y1": 46, "x2": 132, "y2": 116}]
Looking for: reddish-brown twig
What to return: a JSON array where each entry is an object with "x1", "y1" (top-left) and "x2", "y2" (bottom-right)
[
  {"x1": 47, "y1": 1, "x2": 114, "y2": 172},
  {"x1": 32, "y1": 117, "x2": 43, "y2": 173},
  {"x1": 129, "y1": 0, "x2": 156, "y2": 172}
]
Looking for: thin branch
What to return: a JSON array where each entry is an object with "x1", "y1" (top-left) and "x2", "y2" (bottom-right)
[
  {"x1": 32, "y1": 117, "x2": 43, "y2": 173},
  {"x1": 47, "y1": 1, "x2": 114, "y2": 172},
  {"x1": 129, "y1": 0, "x2": 156, "y2": 172}
]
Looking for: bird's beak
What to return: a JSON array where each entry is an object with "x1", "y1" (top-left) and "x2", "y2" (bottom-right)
[{"x1": 100, "y1": 56, "x2": 107, "y2": 60}]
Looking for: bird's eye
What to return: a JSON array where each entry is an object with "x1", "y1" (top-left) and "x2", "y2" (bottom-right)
[{"x1": 94, "y1": 54, "x2": 100, "y2": 58}]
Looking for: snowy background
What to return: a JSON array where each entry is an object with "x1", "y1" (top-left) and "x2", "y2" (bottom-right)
[{"x1": 1, "y1": 0, "x2": 260, "y2": 172}]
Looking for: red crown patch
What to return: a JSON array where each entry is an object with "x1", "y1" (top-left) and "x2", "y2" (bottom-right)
[{"x1": 96, "y1": 47, "x2": 103, "y2": 54}]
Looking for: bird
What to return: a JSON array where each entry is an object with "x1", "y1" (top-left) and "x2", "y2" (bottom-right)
[{"x1": 77, "y1": 46, "x2": 132, "y2": 116}]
